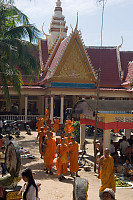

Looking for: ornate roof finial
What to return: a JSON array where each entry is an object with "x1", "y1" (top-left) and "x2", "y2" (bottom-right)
[
  {"x1": 70, "y1": 24, "x2": 73, "y2": 33},
  {"x1": 56, "y1": 0, "x2": 61, "y2": 7},
  {"x1": 118, "y1": 36, "x2": 123, "y2": 49},
  {"x1": 75, "y1": 12, "x2": 78, "y2": 30},
  {"x1": 42, "y1": 22, "x2": 49, "y2": 39}
]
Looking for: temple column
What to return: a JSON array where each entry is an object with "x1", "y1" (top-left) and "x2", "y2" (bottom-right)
[
  {"x1": 60, "y1": 95, "x2": 64, "y2": 124},
  {"x1": 45, "y1": 96, "x2": 48, "y2": 112},
  {"x1": 103, "y1": 129, "x2": 110, "y2": 151},
  {"x1": 80, "y1": 124, "x2": 85, "y2": 150},
  {"x1": 41, "y1": 96, "x2": 44, "y2": 115},
  {"x1": 25, "y1": 96, "x2": 28, "y2": 121},
  {"x1": 50, "y1": 95, "x2": 54, "y2": 123}
]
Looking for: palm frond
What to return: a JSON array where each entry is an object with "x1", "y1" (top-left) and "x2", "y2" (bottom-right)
[
  {"x1": 0, "y1": 1, "x2": 41, "y2": 105},
  {"x1": 1, "y1": 3, "x2": 30, "y2": 25},
  {"x1": 4, "y1": 25, "x2": 40, "y2": 42}
]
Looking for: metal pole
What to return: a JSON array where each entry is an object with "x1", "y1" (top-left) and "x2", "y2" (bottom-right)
[
  {"x1": 94, "y1": 69, "x2": 101, "y2": 173},
  {"x1": 101, "y1": 0, "x2": 105, "y2": 46}
]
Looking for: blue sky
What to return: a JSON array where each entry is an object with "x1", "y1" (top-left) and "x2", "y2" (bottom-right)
[{"x1": 14, "y1": 0, "x2": 133, "y2": 51}]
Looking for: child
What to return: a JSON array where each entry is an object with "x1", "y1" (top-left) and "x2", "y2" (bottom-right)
[
  {"x1": 0, "y1": 146, "x2": 6, "y2": 177},
  {"x1": 123, "y1": 158, "x2": 133, "y2": 177}
]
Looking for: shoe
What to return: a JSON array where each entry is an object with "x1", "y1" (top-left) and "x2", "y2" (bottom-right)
[
  {"x1": 46, "y1": 170, "x2": 48, "y2": 174},
  {"x1": 76, "y1": 175, "x2": 80, "y2": 177},
  {"x1": 62, "y1": 175, "x2": 66, "y2": 179},
  {"x1": 50, "y1": 171, "x2": 53, "y2": 175},
  {"x1": 59, "y1": 177, "x2": 62, "y2": 181}
]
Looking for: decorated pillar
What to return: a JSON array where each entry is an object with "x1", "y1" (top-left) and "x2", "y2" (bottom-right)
[
  {"x1": 25, "y1": 96, "x2": 28, "y2": 121},
  {"x1": 50, "y1": 95, "x2": 54, "y2": 123},
  {"x1": 60, "y1": 95, "x2": 64, "y2": 124}
]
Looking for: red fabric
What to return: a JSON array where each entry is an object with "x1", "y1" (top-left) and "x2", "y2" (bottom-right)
[{"x1": 80, "y1": 118, "x2": 133, "y2": 130}]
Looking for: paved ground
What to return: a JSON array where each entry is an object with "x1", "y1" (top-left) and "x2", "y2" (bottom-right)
[{"x1": 4, "y1": 131, "x2": 133, "y2": 200}]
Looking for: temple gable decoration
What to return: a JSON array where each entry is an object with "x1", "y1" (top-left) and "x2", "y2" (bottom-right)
[{"x1": 43, "y1": 29, "x2": 96, "y2": 88}]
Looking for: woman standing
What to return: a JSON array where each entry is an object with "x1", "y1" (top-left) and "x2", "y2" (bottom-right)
[{"x1": 21, "y1": 168, "x2": 39, "y2": 200}]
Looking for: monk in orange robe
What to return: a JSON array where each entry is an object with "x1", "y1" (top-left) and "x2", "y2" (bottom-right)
[
  {"x1": 35, "y1": 126, "x2": 46, "y2": 158},
  {"x1": 44, "y1": 107, "x2": 50, "y2": 121},
  {"x1": 44, "y1": 131, "x2": 56, "y2": 174},
  {"x1": 36, "y1": 116, "x2": 44, "y2": 133},
  {"x1": 45, "y1": 118, "x2": 52, "y2": 130},
  {"x1": 98, "y1": 148, "x2": 116, "y2": 194},
  {"x1": 64, "y1": 116, "x2": 71, "y2": 134},
  {"x1": 69, "y1": 136, "x2": 79, "y2": 177},
  {"x1": 44, "y1": 125, "x2": 48, "y2": 132},
  {"x1": 66, "y1": 132, "x2": 72, "y2": 145},
  {"x1": 58, "y1": 132, "x2": 68, "y2": 145},
  {"x1": 69, "y1": 118, "x2": 75, "y2": 135},
  {"x1": 56, "y1": 138, "x2": 69, "y2": 181},
  {"x1": 54, "y1": 116, "x2": 59, "y2": 134}
]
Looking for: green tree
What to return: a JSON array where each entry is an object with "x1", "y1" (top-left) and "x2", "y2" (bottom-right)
[
  {"x1": 72, "y1": 121, "x2": 89, "y2": 143},
  {"x1": 0, "y1": 1, "x2": 40, "y2": 105}
]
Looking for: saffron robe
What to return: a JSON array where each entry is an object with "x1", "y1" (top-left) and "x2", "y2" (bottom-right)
[
  {"x1": 99, "y1": 155, "x2": 116, "y2": 193},
  {"x1": 69, "y1": 121, "x2": 75, "y2": 135},
  {"x1": 56, "y1": 144, "x2": 69, "y2": 175},
  {"x1": 46, "y1": 118, "x2": 52, "y2": 130},
  {"x1": 66, "y1": 137, "x2": 72, "y2": 145},
  {"x1": 36, "y1": 117, "x2": 44, "y2": 133},
  {"x1": 64, "y1": 120, "x2": 71, "y2": 134},
  {"x1": 44, "y1": 108, "x2": 50, "y2": 121},
  {"x1": 39, "y1": 131, "x2": 46, "y2": 155},
  {"x1": 44, "y1": 138, "x2": 56, "y2": 170},
  {"x1": 54, "y1": 118, "x2": 59, "y2": 133},
  {"x1": 69, "y1": 141, "x2": 79, "y2": 172}
]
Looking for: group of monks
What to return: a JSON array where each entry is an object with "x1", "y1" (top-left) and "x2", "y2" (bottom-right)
[
  {"x1": 35, "y1": 114, "x2": 79, "y2": 181},
  {"x1": 36, "y1": 113, "x2": 116, "y2": 196},
  {"x1": 54, "y1": 116, "x2": 75, "y2": 136}
]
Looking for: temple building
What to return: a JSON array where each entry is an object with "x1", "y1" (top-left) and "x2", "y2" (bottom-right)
[{"x1": 1, "y1": 0, "x2": 133, "y2": 123}]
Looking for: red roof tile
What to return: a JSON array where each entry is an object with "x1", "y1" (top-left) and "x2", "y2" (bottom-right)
[
  {"x1": 21, "y1": 45, "x2": 40, "y2": 85},
  {"x1": 86, "y1": 47, "x2": 121, "y2": 87},
  {"x1": 41, "y1": 40, "x2": 49, "y2": 66},
  {"x1": 22, "y1": 41, "x2": 49, "y2": 85}
]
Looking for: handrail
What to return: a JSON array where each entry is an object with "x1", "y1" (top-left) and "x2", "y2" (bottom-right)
[
  {"x1": 0, "y1": 115, "x2": 61, "y2": 122},
  {"x1": 0, "y1": 115, "x2": 41, "y2": 121}
]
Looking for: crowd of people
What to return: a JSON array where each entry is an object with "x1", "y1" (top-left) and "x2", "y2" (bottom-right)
[
  {"x1": 96, "y1": 134, "x2": 133, "y2": 164},
  {"x1": 1, "y1": 110, "x2": 133, "y2": 200},
  {"x1": 35, "y1": 115, "x2": 79, "y2": 180},
  {"x1": 35, "y1": 113, "x2": 120, "y2": 200}
]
